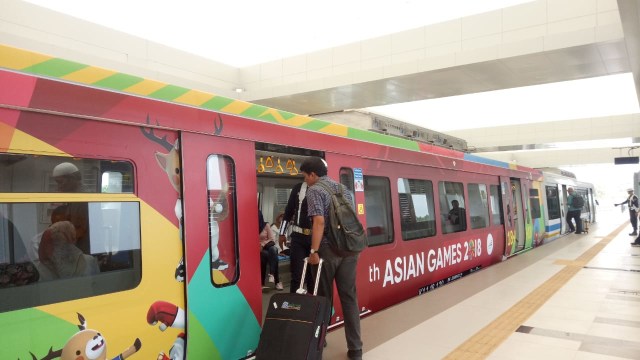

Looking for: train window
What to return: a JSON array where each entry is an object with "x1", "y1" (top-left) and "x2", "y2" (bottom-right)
[
  {"x1": 546, "y1": 186, "x2": 561, "y2": 220},
  {"x1": 397, "y1": 178, "x2": 436, "y2": 240},
  {"x1": 207, "y1": 155, "x2": 238, "y2": 286},
  {"x1": 467, "y1": 183, "x2": 490, "y2": 229},
  {"x1": 576, "y1": 189, "x2": 589, "y2": 213},
  {"x1": 529, "y1": 188, "x2": 541, "y2": 219},
  {"x1": 339, "y1": 168, "x2": 356, "y2": 208},
  {"x1": 364, "y1": 176, "x2": 394, "y2": 246},
  {"x1": 0, "y1": 201, "x2": 142, "y2": 313},
  {"x1": 0, "y1": 153, "x2": 134, "y2": 193},
  {"x1": 489, "y1": 185, "x2": 504, "y2": 225},
  {"x1": 439, "y1": 181, "x2": 466, "y2": 234}
]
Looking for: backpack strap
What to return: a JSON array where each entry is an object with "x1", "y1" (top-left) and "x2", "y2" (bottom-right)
[
  {"x1": 315, "y1": 180, "x2": 334, "y2": 196},
  {"x1": 296, "y1": 182, "x2": 307, "y2": 224}
]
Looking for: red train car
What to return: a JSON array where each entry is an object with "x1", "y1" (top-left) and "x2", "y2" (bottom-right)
[{"x1": 0, "y1": 46, "x2": 589, "y2": 360}]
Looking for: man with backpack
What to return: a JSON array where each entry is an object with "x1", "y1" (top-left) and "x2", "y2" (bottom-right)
[
  {"x1": 302, "y1": 157, "x2": 363, "y2": 360},
  {"x1": 566, "y1": 187, "x2": 584, "y2": 234}
]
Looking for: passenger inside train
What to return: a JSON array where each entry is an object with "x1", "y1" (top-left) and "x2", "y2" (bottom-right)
[
  {"x1": 0, "y1": 153, "x2": 141, "y2": 312},
  {"x1": 447, "y1": 200, "x2": 467, "y2": 232},
  {"x1": 259, "y1": 210, "x2": 283, "y2": 291},
  {"x1": 36, "y1": 220, "x2": 100, "y2": 280}
]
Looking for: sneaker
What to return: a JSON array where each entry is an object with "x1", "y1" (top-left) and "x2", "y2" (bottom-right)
[
  {"x1": 347, "y1": 349, "x2": 363, "y2": 360},
  {"x1": 211, "y1": 259, "x2": 229, "y2": 270},
  {"x1": 630, "y1": 232, "x2": 638, "y2": 236},
  {"x1": 276, "y1": 282, "x2": 284, "y2": 291},
  {"x1": 631, "y1": 242, "x2": 640, "y2": 247},
  {"x1": 174, "y1": 260, "x2": 185, "y2": 282},
  {"x1": 268, "y1": 274, "x2": 275, "y2": 283}
]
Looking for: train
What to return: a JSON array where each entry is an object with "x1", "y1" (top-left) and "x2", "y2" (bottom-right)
[{"x1": 0, "y1": 45, "x2": 596, "y2": 360}]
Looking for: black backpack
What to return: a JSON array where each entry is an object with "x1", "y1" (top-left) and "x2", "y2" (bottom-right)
[
  {"x1": 572, "y1": 194, "x2": 584, "y2": 208},
  {"x1": 316, "y1": 181, "x2": 367, "y2": 255}
]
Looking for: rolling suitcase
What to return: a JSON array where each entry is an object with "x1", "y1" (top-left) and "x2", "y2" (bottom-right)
[{"x1": 255, "y1": 258, "x2": 330, "y2": 360}]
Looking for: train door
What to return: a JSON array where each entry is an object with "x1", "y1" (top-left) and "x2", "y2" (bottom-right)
[
  {"x1": 256, "y1": 167, "x2": 303, "y2": 299},
  {"x1": 511, "y1": 179, "x2": 527, "y2": 253},
  {"x1": 528, "y1": 181, "x2": 544, "y2": 247},
  {"x1": 589, "y1": 188, "x2": 597, "y2": 223},
  {"x1": 254, "y1": 146, "x2": 322, "y2": 302},
  {"x1": 180, "y1": 132, "x2": 261, "y2": 359},
  {"x1": 560, "y1": 184, "x2": 569, "y2": 234},
  {"x1": 500, "y1": 176, "x2": 525, "y2": 257},
  {"x1": 518, "y1": 179, "x2": 535, "y2": 251}
]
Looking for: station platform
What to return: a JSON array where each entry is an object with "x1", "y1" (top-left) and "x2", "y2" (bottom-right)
[{"x1": 323, "y1": 214, "x2": 640, "y2": 360}]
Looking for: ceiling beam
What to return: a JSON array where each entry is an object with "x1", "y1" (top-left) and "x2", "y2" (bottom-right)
[{"x1": 618, "y1": 0, "x2": 640, "y2": 105}]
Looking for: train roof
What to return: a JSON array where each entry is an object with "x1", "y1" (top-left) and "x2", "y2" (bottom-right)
[{"x1": 0, "y1": 44, "x2": 539, "y2": 179}]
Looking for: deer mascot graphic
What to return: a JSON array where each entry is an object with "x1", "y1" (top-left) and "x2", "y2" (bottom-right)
[
  {"x1": 141, "y1": 114, "x2": 227, "y2": 360},
  {"x1": 28, "y1": 313, "x2": 141, "y2": 360},
  {"x1": 140, "y1": 114, "x2": 229, "y2": 278}
]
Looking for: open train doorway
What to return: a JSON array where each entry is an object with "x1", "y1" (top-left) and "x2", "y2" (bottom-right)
[{"x1": 255, "y1": 143, "x2": 323, "y2": 318}]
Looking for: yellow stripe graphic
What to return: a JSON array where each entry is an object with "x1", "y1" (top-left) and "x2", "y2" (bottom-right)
[
  {"x1": 62, "y1": 66, "x2": 116, "y2": 84},
  {"x1": 320, "y1": 123, "x2": 349, "y2": 137},
  {"x1": 176, "y1": 89, "x2": 216, "y2": 107},
  {"x1": 125, "y1": 79, "x2": 168, "y2": 96},
  {"x1": 0, "y1": 45, "x2": 51, "y2": 69},
  {"x1": 221, "y1": 100, "x2": 252, "y2": 115},
  {"x1": 10, "y1": 127, "x2": 68, "y2": 155},
  {"x1": 259, "y1": 108, "x2": 313, "y2": 127}
]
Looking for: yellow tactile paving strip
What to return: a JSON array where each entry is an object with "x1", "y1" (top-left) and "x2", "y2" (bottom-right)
[{"x1": 443, "y1": 223, "x2": 628, "y2": 360}]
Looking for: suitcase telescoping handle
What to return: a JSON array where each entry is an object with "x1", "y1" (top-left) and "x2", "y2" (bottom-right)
[{"x1": 296, "y1": 257, "x2": 323, "y2": 295}]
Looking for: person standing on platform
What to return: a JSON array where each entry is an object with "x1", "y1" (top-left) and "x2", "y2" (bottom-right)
[
  {"x1": 615, "y1": 188, "x2": 638, "y2": 236},
  {"x1": 302, "y1": 157, "x2": 363, "y2": 360},
  {"x1": 279, "y1": 182, "x2": 314, "y2": 293},
  {"x1": 566, "y1": 187, "x2": 583, "y2": 234}
]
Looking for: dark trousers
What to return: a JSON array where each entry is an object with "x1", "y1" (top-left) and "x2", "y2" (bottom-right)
[
  {"x1": 289, "y1": 232, "x2": 314, "y2": 293},
  {"x1": 566, "y1": 209, "x2": 582, "y2": 233},
  {"x1": 629, "y1": 210, "x2": 637, "y2": 232},
  {"x1": 318, "y1": 243, "x2": 362, "y2": 352},
  {"x1": 260, "y1": 246, "x2": 279, "y2": 285}
]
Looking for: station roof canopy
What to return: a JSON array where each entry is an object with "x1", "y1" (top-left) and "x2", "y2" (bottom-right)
[{"x1": 3, "y1": 0, "x2": 640, "y2": 168}]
